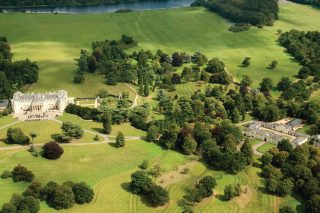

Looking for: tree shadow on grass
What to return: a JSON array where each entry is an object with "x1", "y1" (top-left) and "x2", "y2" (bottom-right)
[
  {"x1": 0, "y1": 138, "x2": 7, "y2": 143},
  {"x1": 108, "y1": 142, "x2": 117, "y2": 148},
  {"x1": 91, "y1": 128, "x2": 105, "y2": 134},
  {"x1": 291, "y1": 193, "x2": 307, "y2": 213},
  {"x1": 215, "y1": 194, "x2": 227, "y2": 201},
  {"x1": 252, "y1": 161, "x2": 261, "y2": 169},
  {"x1": 120, "y1": 182, "x2": 154, "y2": 207},
  {"x1": 51, "y1": 133, "x2": 60, "y2": 141},
  {"x1": 120, "y1": 182, "x2": 131, "y2": 193}
]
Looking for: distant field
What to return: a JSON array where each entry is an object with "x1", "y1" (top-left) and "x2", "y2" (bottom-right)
[{"x1": 0, "y1": 2, "x2": 319, "y2": 96}]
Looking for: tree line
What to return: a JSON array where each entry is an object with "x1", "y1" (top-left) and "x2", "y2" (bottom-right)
[
  {"x1": 203, "y1": 0, "x2": 279, "y2": 26},
  {"x1": 288, "y1": 0, "x2": 320, "y2": 7},
  {"x1": 0, "y1": 165, "x2": 94, "y2": 212},
  {"x1": 0, "y1": 0, "x2": 152, "y2": 7},
  {"x1": 0, "y1": 36, "x2": 39, "y2": 100},
  {"x1": 279, "y1": 30, "x2": 320, "y2": 80}
]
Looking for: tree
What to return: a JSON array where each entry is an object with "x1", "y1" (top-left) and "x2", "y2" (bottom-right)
[
  {"x1": 260, "y1": 78, "x2": 273, "y2": 92},
  {"x1": 115, "y1": 132, "x2": 125, "y2": 148},
  {"x1": 72, "y1": 182, "x2": 94, "y2": 204},
  {"x1": 223, "y1": 183, "x2": 241, "y2": 200},
  {"x1": 0, "y1": 72, "x2": 11, "y2": 99},
  {"x1": 0, "y1": 203, "x2": 16, "y2": 213},
  {"x1": 148, "y1": 185, "x2": 169, "y2": 207},
  {"x1": 130, "y1": 171, "x2": 153, "y2": 194},
  {"x1": 298, "y1": 67, "x2": 310, "y2": 79},
  {"x1": 146, "y1": 124, "x2": 158, "y2": 142},
  {"x1": 11, "y1": 165, "x2": 34, "y2": 182},
  {"x1": 101, "y1": 112, "x2": 112, "y2": 134},
  {"x1": 171, "y1": 73, "x2": 181, "y2": 84},
  {"x1": 51, "y1": 185, "x2": 75, "y2": 210},
  {"x1": 182, "y1": 134, "x2": 197, "y2": 155},
  {"x1": 240, "y1": 75, "x2": 252, "y2": 93},
  {"x1": 73, "y1": 73, "x2": 85, "y2": 84},
  {"x1": 139, "y1": 160, "x2": 149, "y2": 170},
  {"x1": 61, "y1": 122, "x2": 84, "y2": 139},
  {"x1": 241, "y1": 57, "x2": 251, "y2": 67},
  {"x1": 277, "y1": 77, "x2": 292, "y2": 91},
  {"x1": 87, "y1": 55, "x2": 97, "y2": 72},
  {"x1": 181, "y1": 67, "x2": 193, "y2": 81},
  {"x1": 268, "y1": 60, "x2": 278, "y2": 69},
  {"x1": 2, "y1": 194, "x2": 40, "y2": 213},
  {"x1": 240, "y1": 141, "x2": 253, "y2": 165},
  {"x1": 18, "y1": 196, "x2": 40, "y2": 213},
  {"x1": 308, "y1": 195, "x2": 320, "y2": 213},
  {"x1": 279, "y1": 206, "x2": 296, "y2": 213},
  {"x1": 193, "y1": 122, "x2": 211, "y2": 146},
  {"x1": 229, "y1": 152, "x2": 247, "y2": 173},
  {"x1": 172, "y1": 52, "x2": 183, "y2": 67},
  {"x1": 277, "y1": 178, "x2": 294, "y2": 197},
  {"x1": 231, "y1": 108, "x2": 241, "y2": 123},
  {"x1": 256, "y1": 104, "x2": 282, "y2": 122},
  {"x1": 29, "y1": 132, "x2": 38, "y2": 142},
  {"x1": 23, "y1": 182, "x2": 42, "y2": 199},
  {"x1": 42, "y1": 142, "x2": 64, "y2": 160},
  {"x1": 197, "y1": 176, "x2": 217, "y2": 197},
  {"x1": 149, "y1": 164, "x2": 162, "y2": 178},
  {"x1": 277, "y1": 139, "x2": 293, "y2": 153},
  {"x1": 205, "y1": 58, "x2": 225, "y2": 73},
  {"x1": 144, "y1": 83, "x2": 150, "y2": 97},
  {"x1": 6, "y1": 128, "x2": 30, "y2": 145},
  {"x1": 159, "y1": 125, "x2": 179, "y2": 149}
]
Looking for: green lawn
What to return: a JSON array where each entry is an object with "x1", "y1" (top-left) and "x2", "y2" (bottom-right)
[
  {"x1": 1, "y1": 2, "x2": 319, "y2": 97},
  {"x1": 0, "y1": 115, "x2": 17, "y2": 128},
  {"x1": 0, "y1": 120, "x2": 102, "y2": 146},
  {"x1": 249, "y1": 139, "x2": 261, "y2": 146},
  {"x1": 257, "y1": 143, "x2": 277, "y2": 154},
  {"x1": 58, "y1": 113, "x2": 145, "y2": 137},
  {"x1": 0, "y1": 140, "x2": 189, "y2": 212},
  {"x1": 0, "y1": 142, "x2": 302, "y2": 213}
]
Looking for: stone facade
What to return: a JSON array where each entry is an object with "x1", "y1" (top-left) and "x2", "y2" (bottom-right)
[
  {"x1": 11, "y1": 90, "x2": 74, "y2": 121},
  {"x1": 244, "y1": 119, "x2": 309, "y2": 146}
]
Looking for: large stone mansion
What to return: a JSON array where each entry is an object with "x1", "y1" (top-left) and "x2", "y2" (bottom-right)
[{"x1": 11, "y1": 90, "x2": 74, "y2": 121}]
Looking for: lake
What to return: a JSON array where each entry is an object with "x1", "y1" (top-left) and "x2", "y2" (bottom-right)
[{"x1": 2, "y1": 0, "x2": 194, "y2": 14}]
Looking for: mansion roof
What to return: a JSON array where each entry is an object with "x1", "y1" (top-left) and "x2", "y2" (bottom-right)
[{"x1": 12, "y1": 90, "x2": 68, "y2": 102}]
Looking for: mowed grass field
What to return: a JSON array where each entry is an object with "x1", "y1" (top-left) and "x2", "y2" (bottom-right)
[
  {"x1": 58, "y1": 113, "x2": 146, "y2": 137},
  {"x1": 0, "y1": 2, "x2": 319, "y2": 95},
  {"x1": 0, "y1": 143, "x2": 301, "y2": 213},
  {"x1": 0, "y1": 120, "x2": 102, "y2": 147}
]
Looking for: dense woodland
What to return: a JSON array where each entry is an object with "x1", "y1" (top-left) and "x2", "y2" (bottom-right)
[
  {"x1": 0, "y1": 36, "x2": 39, "y2": 100},
  {"x1": 261, "y1": 140, "x2": 320, "y2": 213},
  {"x1": 279, "y1": 30, "x2": 320, "y2": 80},
  {"x1": 289, "y1": 0, "x2": 320, "y2": 7},
  {"x1": 203, "y1": 0, "x2": 279, "y2": 26},
  {"x1": 0, "y1": 0, "x2": 151, "y2": 7},
  {"x1": 69, "y1": 34, "x2": 320, "y2": 178}
]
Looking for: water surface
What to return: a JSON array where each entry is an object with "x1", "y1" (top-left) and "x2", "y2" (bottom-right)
[{"x1": 2, "y1": 0, "x2": 194, "y2": 14}]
